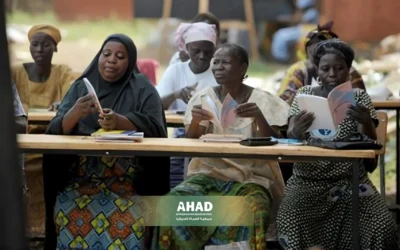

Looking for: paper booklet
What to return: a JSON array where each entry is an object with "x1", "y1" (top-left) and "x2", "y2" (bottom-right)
[
  {"x1": 91, "y1": 130, "x2": 144, "y2": 142},
  {"x1": 201, "y1": 93, "x2": 239, "y2": 132},
  {"x1": 83, "y1": 77, "x2": 103, "y2": 114},
  {"x1": 200, "y1": 93, "x2": 242, "y2": 142},
  {"x1": 296, "y1": 81, "x2": 356, "y2": 131}
]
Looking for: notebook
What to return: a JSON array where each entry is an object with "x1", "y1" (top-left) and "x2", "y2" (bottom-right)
[{"x1": 91, "y1": 130, "x2": 144, "y2": 142}]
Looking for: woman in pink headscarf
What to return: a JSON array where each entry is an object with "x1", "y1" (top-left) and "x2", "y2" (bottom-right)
[
  {"x1": 156, "y1": 22, "x2": 219, "y2": 189},
  {"x1": 169, "y1": 12, "x2": 220, "y2": 65}
]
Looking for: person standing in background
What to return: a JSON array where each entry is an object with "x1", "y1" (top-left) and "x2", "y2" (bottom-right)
[{"x1": 271, "y1": 0, "x2": 319, "y2": 63}]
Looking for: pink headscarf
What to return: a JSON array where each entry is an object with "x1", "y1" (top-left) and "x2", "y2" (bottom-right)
[{"x1": 175, "y1": 22, "x2": 217, "y2": 52}]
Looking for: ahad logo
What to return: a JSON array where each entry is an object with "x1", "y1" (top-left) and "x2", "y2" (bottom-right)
[{"x1": 177, "y1": 201, "x2": 213, "y2": 212}]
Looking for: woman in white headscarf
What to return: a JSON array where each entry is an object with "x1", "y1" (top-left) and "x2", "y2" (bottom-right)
[
  {"x1": 156, "y1": 22, "x2": 218, "y2": 188},
  {"x1": 169, "y1": 12, "x2": 221, "y2": 65}
]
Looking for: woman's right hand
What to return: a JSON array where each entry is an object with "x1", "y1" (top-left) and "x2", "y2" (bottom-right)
[
  {"x1": 71, "y1": 94, "x2": 98, "y2": 119},
  {"x1": 289, "y1": 110, "x2": 315, "y2": 139},
  {"x1": 191, "y1": 105, "x2": 213, "y2": 124},
  {"x1": 176, "y1": 82, "x2": 198, "y2": 104}
]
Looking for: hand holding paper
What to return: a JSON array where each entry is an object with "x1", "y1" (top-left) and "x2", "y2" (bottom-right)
[
  {"x1": 83, "y1": 78, "x2": 103, "y2": 114},
  {"x1": 290, "y1": 110, "x2": 315, "y2": 139},
  {"x1": 191, "y1": 105, "x2": 213, "y2": 124},
  {"x1": 72, "y1": 94, "x2": 98, "y2": 119},
  {"x1": 347, "y1": 103, "x2": 372, "y2": 126},
  {"x1": 235, "y1": 102, "x2": 261, "y2": 119},
  {"x1": 178, "y1": 82, "x2": 198, "y2": 104},
  {"x1": 98, "y1": 108, "x2": 117, "y2": 131}
]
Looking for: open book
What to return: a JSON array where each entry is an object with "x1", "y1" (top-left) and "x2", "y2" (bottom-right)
[
  {"x1": 91, "y1": 130, "x2": 144, "y2": 142},
  {"x1": 296, "y1": 81, "x2": 356, "y2": 131},
  {"x1": 201, "y1": 93, "x2": 238, "y2": 132}
]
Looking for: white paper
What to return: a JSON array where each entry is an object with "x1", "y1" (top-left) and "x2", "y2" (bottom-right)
[
  {"x1": 83, "y1": 78, "x2": 103, "y2": 114},
  {"x1": 205, "y1": 241, "x2": 250, "y2": 250},
  {"x1": 200, "y1": 134, "x2": 245, "y2": 143},
  {"x1": 296, "y1": 94, "x2": 335, "y2": 131},
  {"x1": 201, "y1": 95, "x2": 222, "y2": 129}
]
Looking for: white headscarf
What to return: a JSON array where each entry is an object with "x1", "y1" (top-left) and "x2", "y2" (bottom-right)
[{"x1": 175, "y1": 22, "x2": 217, "y2": 52}]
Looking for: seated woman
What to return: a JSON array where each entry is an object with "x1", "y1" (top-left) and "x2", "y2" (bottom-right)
[
  {"x1": 13, "y1": 25, "x2": 77, "y2": 236},
  {"x1": 157, "y1": 22, "x2": 218, "y2": 188},
  {"x1": 157, "y1": 43, "x2": 289, "y2": 249},
  {"x1": 277, "y1": 21, "x2": 365, "y2": 103},
  {"x1": 12, "y1": 25, "x2": 75, "y2": 121},
  {"x1": 277, "y1": 39, "x2": 397, "y2": 249},
  {"x1": 169, "y1": 12, "x2": 220, "y2": 65},
  {"x1": 42, "y1": 34, "x2": 170, "y2": 250}
]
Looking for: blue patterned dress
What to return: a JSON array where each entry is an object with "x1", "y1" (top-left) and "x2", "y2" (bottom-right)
[{"x1": 55, "y1": 156, "x2": 150, "y2": 250}]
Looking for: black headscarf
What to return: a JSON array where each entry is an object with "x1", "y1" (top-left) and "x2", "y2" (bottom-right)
[{"x1": 42, "y1": 34, "x2": 170, "y2": 249}]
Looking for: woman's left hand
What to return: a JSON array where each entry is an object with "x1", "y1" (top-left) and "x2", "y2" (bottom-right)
[
  {"x1": 347, "y1": 103, "x2": 371, "y2": 126},
  {"x1": 99, "y1": 108, "x2": 117, "y2": 131},
  {"x1": 235, "y1": 103, "x2": 262, "y2": 119},
  {"x1": 48, "y1": 101, "x2": 61, "y2": 111}
]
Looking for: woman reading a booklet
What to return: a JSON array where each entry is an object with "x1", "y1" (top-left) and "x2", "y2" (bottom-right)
[
  {"x1": 277, "y1": 39, "x2": 397, "y2": 249},
  {"x1": 277, "y1": 21, "x2": 365, "y2": 104},
  {"x1": 156, "y1": 44, "x2": 290, "y2": 249},
  {"x1": 42, "y1": 34, "x2": 170, "y2": 250}
]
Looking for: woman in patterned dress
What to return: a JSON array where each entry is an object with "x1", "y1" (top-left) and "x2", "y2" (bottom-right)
[
  {"x1": 156, "y1": 43, "x2": 289, "y2": 250},
  {"x1": 42, "y1": 34, "x2": 170, "y2": 250},
  {"x1": 277, "y1": 39, "x2": 398, "y2": 249},
  {"x1": 277, "y1": 21, "x2": 365, "y2": 104}
]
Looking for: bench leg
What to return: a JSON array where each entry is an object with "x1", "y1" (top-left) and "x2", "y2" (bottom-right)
[
  {"x1": 352, "y1": 160, "x2": 360, "y2": 250},
  {"x1": 379, "y1": 155, "x2": 386, "y2": 202}
]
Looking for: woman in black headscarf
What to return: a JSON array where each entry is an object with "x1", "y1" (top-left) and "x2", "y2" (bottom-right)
[{"x1": 42, "y1": 34, "x2": 170, "y2": 250}]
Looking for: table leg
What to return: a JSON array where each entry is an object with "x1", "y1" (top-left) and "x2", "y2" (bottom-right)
[
  {"x1": 352, "y1": 160, "x2": 360, "y2": 250},
  {"x1": 396, "y1": 109, "x2": 400, "y2": 223}
]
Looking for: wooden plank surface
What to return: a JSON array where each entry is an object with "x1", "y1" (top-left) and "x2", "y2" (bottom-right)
[
  {"x1": 18, "y1": 134, "x2": 375, "y2": 159},
  {"x1": 27, "y1": 112, "x2": 184, "y2": 125},
  {"x1": 373, "y1": 100, "x2": 400, "y2": 109},
  {"x1": 27, "y1": 112, "x2": 56, "y2": 122},
  {"x1": 165, "y1": 114, "x2": 184, "y2": 125}
]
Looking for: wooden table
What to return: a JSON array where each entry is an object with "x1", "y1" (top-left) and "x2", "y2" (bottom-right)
[
  {"x1": 27, "y1": 112, "x2": 56, "y2": 125},
  {"x1": 18, "y1": 134, "x2": 376, "y2": 249},
  {"x1": 27, "y1": 112, "x2": 184, "y2": 127},
  {"x1": 373, "y1": 100, "x2": 400, "y2": 220}
]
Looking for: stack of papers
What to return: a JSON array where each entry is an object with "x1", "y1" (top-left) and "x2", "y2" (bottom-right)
[
  {"x1": 200, "y1": 134, "x2": 245, "y2": 143},
  {"x1": 92, "y1": 130, "x2": 144, "y2": 142}
]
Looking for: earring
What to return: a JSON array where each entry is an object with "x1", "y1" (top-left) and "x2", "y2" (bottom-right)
[{"x1": 317, "y1": 77, "x2": 322, "y2": 85}]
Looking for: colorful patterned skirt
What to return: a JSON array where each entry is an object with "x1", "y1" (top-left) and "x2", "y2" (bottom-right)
[
  {"x1": 54, "y1": 182, "x2": 149, "y2": 250},
  {"x1": 156, "y1": 174, "x2": 272, "y2": 250}
]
